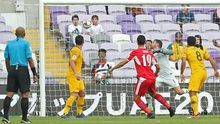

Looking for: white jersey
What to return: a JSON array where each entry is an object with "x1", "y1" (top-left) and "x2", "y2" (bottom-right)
[{"x1": 154, "y1": 52, "x2": 173, "y2": 77}]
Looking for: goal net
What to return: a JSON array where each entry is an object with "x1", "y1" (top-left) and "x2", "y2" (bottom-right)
[{"x1": 0, "y1": 0, "x2": 220, "y2": 117}]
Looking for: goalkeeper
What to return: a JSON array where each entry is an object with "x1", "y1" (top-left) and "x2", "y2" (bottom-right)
[{"x1": 143, "y1": 39, "x2": 188, "y2": 114}]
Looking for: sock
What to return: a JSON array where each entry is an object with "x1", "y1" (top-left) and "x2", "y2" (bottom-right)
[
  {"x1": 191, "y1": 95, "x2": 199, "y2": 115},
  {"x1": 154, "y1": 94, "x2": 170, "y2": 109},
  {"x1": 77, "y1": 97, "x2": 85, "y2": 115},
  {"x1": 182, "y1": 88, "x2": 189, "y2": 94},
  {"x1": 21, "y1": 98, "x2": 28, "y2": 120},
  {"x1": 3, "y1": 96, "x2": 12, "y2": 119},
  {"x1": 146, "y1": 94, "x2": 153, "y2": 108},
  {"x1": 135, "y1": 98, "x2": 151, "y2": 114},
  {"x1": 63, "y1": 96, "x2": 76, "y2": 115}
]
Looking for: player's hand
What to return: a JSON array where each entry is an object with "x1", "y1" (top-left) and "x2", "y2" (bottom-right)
[
  {"x1": 213, "y1": 39, "x2": 219, "y2": 47},
  {"x1": 108, "y1": 68, "x2": 113, "y2": 73},
  {"x1": 33, "y1": 75, "x2": 38, "y2": 83},
  {"x1": 214, "y1": 70, "x2": 219, "y2": 78},
  {"x1": 180, "y1": 74, "x2": 185, "y2": 83},
  {"x1": 75, "y1": 73, "x2": 81, "y2": 80}
]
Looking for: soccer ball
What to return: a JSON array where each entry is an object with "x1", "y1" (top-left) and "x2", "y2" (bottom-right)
[
  {"x1": 83, "y1": 19, "x2": 92, "y2": 29},
  {"x1": 95, "y1": 72, "x2": 103, "y2": 81}
]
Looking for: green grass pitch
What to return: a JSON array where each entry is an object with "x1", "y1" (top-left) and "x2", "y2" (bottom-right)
[{"x1": 8, "y1": 115, "x2": 220, "y2": 124}]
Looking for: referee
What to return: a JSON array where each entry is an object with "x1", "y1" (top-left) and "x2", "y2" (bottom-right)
[{"x1": 2, "y1": 27, "x2": 38, "y2": 123}]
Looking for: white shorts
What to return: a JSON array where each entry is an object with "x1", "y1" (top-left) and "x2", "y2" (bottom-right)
[{"x1": 156, "y1": 75, "x2": 179, "y2": 89}]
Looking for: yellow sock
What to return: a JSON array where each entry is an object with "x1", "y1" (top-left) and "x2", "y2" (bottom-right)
[
  {"x1": 191, "y1": 95, "x2": 199, "y2": 115},
  {"x1": 77, "y1": 97, "x2": 85, "y2": 115},
  {"x1": 63, "y1": 96, "x2": 76, "y2": 115}
]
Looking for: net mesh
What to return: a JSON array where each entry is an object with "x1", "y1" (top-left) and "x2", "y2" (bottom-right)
[{"x1": 0, "y1": 4, "x2": 220, "y2": 116}]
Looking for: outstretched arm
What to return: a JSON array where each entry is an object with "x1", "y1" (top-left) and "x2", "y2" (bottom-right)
[
  {"x1": 180, "y1": 57, "x2": 186, "y2": 82},
  {"x1": 153, "y1": 49, "x2": 173, "y2": 55},
  {"x1": 109, "y1": 59, "x2": 129, "y2": 73},
  {"x1": 208, "y1": 57, "x2": 219, "y2": 77}
]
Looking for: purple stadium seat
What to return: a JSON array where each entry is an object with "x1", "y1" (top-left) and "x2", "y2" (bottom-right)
[
  {"x1": 186, "y1": 33, "x2": 209, "y2": 42},
  {"x1": 0, "y1": 71, "x2": 7, "y2": 84},
  {"x1": 151, "y1": 34, "x2": 171, "y2": 42},
  {"x1": 121, "y1": 43, "x2": 137, "y2": 53},
  {"x1": 182, "y1": 23, "x2": 200, "y2": 34},
  {"x1": 0, "y1": 62, "x2": 3, "y2": 71},
  {"x1": 167, "y1": 8, "x2": 182, "y2": 16},
  {"x1": 69, "y1": 5, "x2": 87, "y2": 15},
  {"x1": 107, "y1": 52, "x2": 127, "y2": 62},
  {"x1": 162, "y1": 23, "x2": 180, "y2": 34},
  {"x1": 80, "y1": 34, "x2": 91, "y2": 43},
  {"x1": 50, "y1": 6, "x2": 67, "y2": 27},
  {"x1": 189, "y1": 7, "x2": 204, "y2": 14},
  {"x1": 141, "y1": 24, "x2": 161, "y2": 36},
  {"x1": 78, "y1": 15, "x2": 92, "y2": 25},
  {"x1": 121, "y1": 23, "x2": 141, "y2": 40},
  {"x1": 194, "y1": 14, "x2": 211, "y2": 25},
  {"x1": 116, "y1": 15, "x2": 135, "y2": 25},
  {"x1": 108, "y1": 5, "x2": 126, "y2": 16},
  {"x1": 209, "y1": 33, "x2": 220, "y2": 43},
  {"x1": 201, "y1": 23, "x2": 219, "y2": 33},
  {"x1": 57, "y1": 15, "x2": 72, "y2": 38},
  {"x1": 1, "y1": 34, "x2": 16, "y2": 44},
  {"x1": 0, "y1": 25, "x2": 13, "y2": 39},
  {"x1": 147, "y1": 8, "x2": 165, "y2": 20},
  {"x1": 82, "y1": 43, "x2": 99, "y2": 66},
  {"x1": 202, "y1": 42, "x2": 217, "y2": 51},
  {"x1": 135, "y1": 15, "x2": 154, "y2": 25},
  {"x1": 98, "y1": 15, "x2": 115, "y2": 25},
  {"x1": 103, "y1": 24, "x2": 122, "y2": 37},
  {"x1": 88, "y1": 5, "x2": 106, "y2": 15},
  {"x1": 132, "y1": 34, "x2": 150, "y2": 43},
  {"x1": 210, "y1": 51, "x2": 220, "y2": 59},
  {"x1": 100, "y1": 43, "x2": 119, "y2": 53},
  {"x1": 155, "y1": 14, "x2": 173, "y2": 25},
  {"x1": 204, "y1": 8, "x2": 217, "y2": 22},
  {"x1": 0, "y1": 16, "x2": 5, "y2": 25},
  {"x1": 171, "y1": 33, "x2": 188, "y2": 42}
]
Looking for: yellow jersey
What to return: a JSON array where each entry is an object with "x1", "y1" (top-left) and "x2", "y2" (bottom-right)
[
  {"x1": 184, "y1": 46, "x2": 210, "y2": 74},
  {"x1": 167, "y1": 41, "x2": 187, "y2": 61},
  {"x1": 67, "y1": 46, "x2": 83, "y2": 76}
]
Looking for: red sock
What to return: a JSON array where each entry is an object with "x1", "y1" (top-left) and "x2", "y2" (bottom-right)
[
  {"x1": 135, "y1": 98, "x2": 151, "y2": 114},
  {"x1": 154, "y1": 94, "x2": 170, "y2": 109}
]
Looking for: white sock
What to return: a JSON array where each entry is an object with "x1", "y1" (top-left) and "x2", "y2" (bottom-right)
[{"x1": 146, "y1": 94, "x2": 153, "y2": 108}]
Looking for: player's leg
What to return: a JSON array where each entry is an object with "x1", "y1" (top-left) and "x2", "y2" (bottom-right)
[
  {"x1": 2, "y1": 67, "x2": 17, "y2": 123},
  {"x1": 18, "y1": 66, "x2": 32, "y2": 123},
  {"x1": 133, "y1": 77, "x2": 153, "y2": 118},
  {"x1": 62, "y1": 76, "x2": 78, "y2": 118},
  {"x1": 145, "y1": 94, "x2": 153, "y2": 110},
  {"x1": 188, "y1": 71, "x2": 206, "y2": 118},
  {"x1": 76, "y1": 80, "x2": 86, "y2": 118},
  {"x1": 149, "y1": 81, "x2": 175, "y2": 118}
]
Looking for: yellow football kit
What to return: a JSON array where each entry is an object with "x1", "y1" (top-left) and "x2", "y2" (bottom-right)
[
  {"x1": 184, "y1": 46, "x2": 210, "y2": 91},
  {"x1": 67, "y1": 46, "x2": 84, "y2": 92}
]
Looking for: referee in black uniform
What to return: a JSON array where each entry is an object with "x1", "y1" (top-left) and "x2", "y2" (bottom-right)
[{"x1": 2, "y1": 27, "x2": 38, "y2": 123}]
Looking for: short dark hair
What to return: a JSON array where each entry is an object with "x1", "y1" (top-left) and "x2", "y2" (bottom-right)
[
  {"x1": 187, "y1": 36, "x2": 196, "y2": 46},
  {"x1": 98, "y1": 49, "x2": 106, "y2": 53},
  {"x1": 91, "y1": 15, "x2": 99, "y2": 20},
  {"x1": 72, "y1": 14, "x2": 79, "y2": 20},
  {"x1": 137, "y1": 35, "x2": 146, "y2": 45},
  {"x1": 75, "y1": 35, "x2": 84, "y2": 45},
  {"x1": 154, "y1": 39, "x2": 163, "y2": 48},
  {"x1": 146, "y1": 40, "x2": 152, "y2": 43},
  {"x1": 175, "y1": 32, "x2": 182, "y2": 38}
]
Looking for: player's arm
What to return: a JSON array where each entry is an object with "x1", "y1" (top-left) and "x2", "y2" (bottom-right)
[
  {"x1": 5, "y1": 59, "x2": 10, "y2": 73},
  {"x1": 70, "y1": 60, "x2": 81, "y2": 79},
  {"x1": 180, "y1": 57, "x2": 186, "y2": 82},
  {"x1": 153, "y1": 49, "x2": 173, "y2": 55},
  {"x1": 4, "y1": 44, "x2": 10, "y2": 72},
  {"x1": 109, "y1": 59, "x2": 129, "y2": 72},
  {"x1": 154, "y1": 64, "x2": 160, "y2": 77}
]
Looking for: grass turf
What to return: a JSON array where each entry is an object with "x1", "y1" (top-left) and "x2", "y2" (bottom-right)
[{"x1": 6, "y1": 115, "x2": 220, "y2": 124}]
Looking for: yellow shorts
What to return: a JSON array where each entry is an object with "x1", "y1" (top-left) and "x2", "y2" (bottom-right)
[
  {"x1": 188, "y1": 70, "x2": 207, "y2": 92},
  {"x1": 67, "y1": 75, "x2": 85, "y2": 93}
]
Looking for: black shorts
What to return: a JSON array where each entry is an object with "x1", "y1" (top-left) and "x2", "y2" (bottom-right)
[{"x1": 7, "y1": 66, "x2": 30, "y2": 93}]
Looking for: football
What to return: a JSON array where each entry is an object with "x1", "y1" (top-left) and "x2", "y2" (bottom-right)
[
  {"x1": 95, "y1": 72, "x2": 104, "y2": 81},
  {"x1": 83, "y1": 19, "x2": 92, "y2": 29}
]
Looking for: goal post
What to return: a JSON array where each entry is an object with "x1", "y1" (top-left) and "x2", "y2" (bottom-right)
[{"x1": 38, "y1": 0, "x2": 220, "y2": 117}]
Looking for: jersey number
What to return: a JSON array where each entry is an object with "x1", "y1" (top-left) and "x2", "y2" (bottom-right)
[
  {"x1": 196, "y1": 51, "x2": 202, "y2": 61},
  {"x1": 142, "y1": 54, "x2": 152, "y2": 66}
]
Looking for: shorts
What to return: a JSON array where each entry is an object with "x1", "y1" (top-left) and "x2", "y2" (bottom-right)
[
  {"x1": 67, "y1": 75, "x2": 85, "y2": 92},
  {"x1": 156, "y1": 75, "x2": 179, "y2": 89},
  {"x1": 189, "y1": 70, "x2": 207, "y2": 92},
  {"x1": 7, "y1": 66, "x2": 30, "y2": 93},
  {"x1": 133, "y1": 77, "x2": 156, "y2": 96}
]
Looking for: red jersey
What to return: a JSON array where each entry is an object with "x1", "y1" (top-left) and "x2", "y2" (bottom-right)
[{"x1": 127, "y1": 48, "x2": 157, "y2": 79}]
